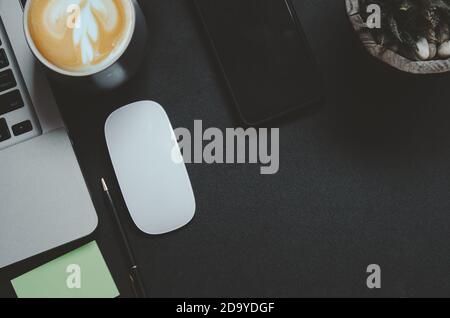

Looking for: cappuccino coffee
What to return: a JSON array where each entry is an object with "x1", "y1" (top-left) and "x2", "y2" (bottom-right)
[{"x1": 26, "y1": 0, "x2": 134, "y2": 74}]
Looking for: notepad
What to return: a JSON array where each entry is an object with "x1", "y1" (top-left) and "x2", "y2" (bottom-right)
[{"x1": 11, "y1": 241, "x2": 120, "y2": 298}]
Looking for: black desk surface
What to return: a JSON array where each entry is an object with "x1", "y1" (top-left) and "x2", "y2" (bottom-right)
[{"x1": 2, "y1": 0, "x2": 450, "y2": 298}]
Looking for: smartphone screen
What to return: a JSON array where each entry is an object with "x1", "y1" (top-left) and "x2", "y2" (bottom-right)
[{"x1": 195, "y1": 0, "x2": 322, "y2": 125}]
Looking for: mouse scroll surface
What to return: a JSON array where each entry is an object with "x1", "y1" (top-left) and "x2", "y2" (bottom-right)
[{"x1": 105, "y1": 101, "x2": 196, "y2": 235}]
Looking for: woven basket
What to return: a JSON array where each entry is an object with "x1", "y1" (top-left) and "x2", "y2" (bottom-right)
[{"x1": 346, "y1": 0, "x2": 450, "y2": 74}]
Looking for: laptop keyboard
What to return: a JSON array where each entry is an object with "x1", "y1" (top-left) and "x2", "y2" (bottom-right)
[
  {"x1": 0, "y1": 90, "x2": 24, "y2": 116},
  {"x1": 0, "y1": 117, "x2": 10, "y2": 142},
  {"x1": 0, "y1": 16, "x2": 41, "y2": 150},
  {"x1": 0, "y1": 47, "x2": 9, "y2": 68}
]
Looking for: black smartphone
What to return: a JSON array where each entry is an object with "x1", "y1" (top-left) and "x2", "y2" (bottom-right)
[{"x1": 195, "y1": 0, "x2": 322, "y2": 125}]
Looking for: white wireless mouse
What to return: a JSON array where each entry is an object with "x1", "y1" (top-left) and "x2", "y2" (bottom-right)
[{"x1": 105, "y1": 101, "x2": 196, "y2": 235}]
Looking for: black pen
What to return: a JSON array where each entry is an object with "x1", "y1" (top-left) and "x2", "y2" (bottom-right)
[{"x1": 101, "y1": 178, "x2": 148, "y2": 298}]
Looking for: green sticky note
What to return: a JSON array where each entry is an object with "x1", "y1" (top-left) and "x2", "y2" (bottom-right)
[{"x1": 11, "y1": 241, "x2": 120, "y2": 298}]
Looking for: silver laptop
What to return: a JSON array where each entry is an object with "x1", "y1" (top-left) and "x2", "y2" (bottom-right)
[{"x1": 0, "y1": 0, "x2": 98, "y2": 268}]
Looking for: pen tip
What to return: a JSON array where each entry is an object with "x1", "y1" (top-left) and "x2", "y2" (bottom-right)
[{"x1": 101, "y1": 178, "x2": 108, "y2": 192}]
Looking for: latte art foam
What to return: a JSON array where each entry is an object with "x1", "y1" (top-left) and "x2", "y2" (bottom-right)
[{"x1": 27, "y1": 0, "x2": 132, "y2": 73}]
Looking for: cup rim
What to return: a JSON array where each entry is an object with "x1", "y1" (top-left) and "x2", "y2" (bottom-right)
[{"x1": 23, "y1": 0, "x2": 136, "y2": 77}]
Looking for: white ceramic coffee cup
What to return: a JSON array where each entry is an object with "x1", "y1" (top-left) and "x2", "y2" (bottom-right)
[{"x1": 23, "y1": 0, "x2": 147, "y2": 90}]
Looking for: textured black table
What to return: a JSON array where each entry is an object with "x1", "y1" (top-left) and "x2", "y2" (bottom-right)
[{"x1": 2, "y1": 0, "x2": 450, "y2": 298}]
